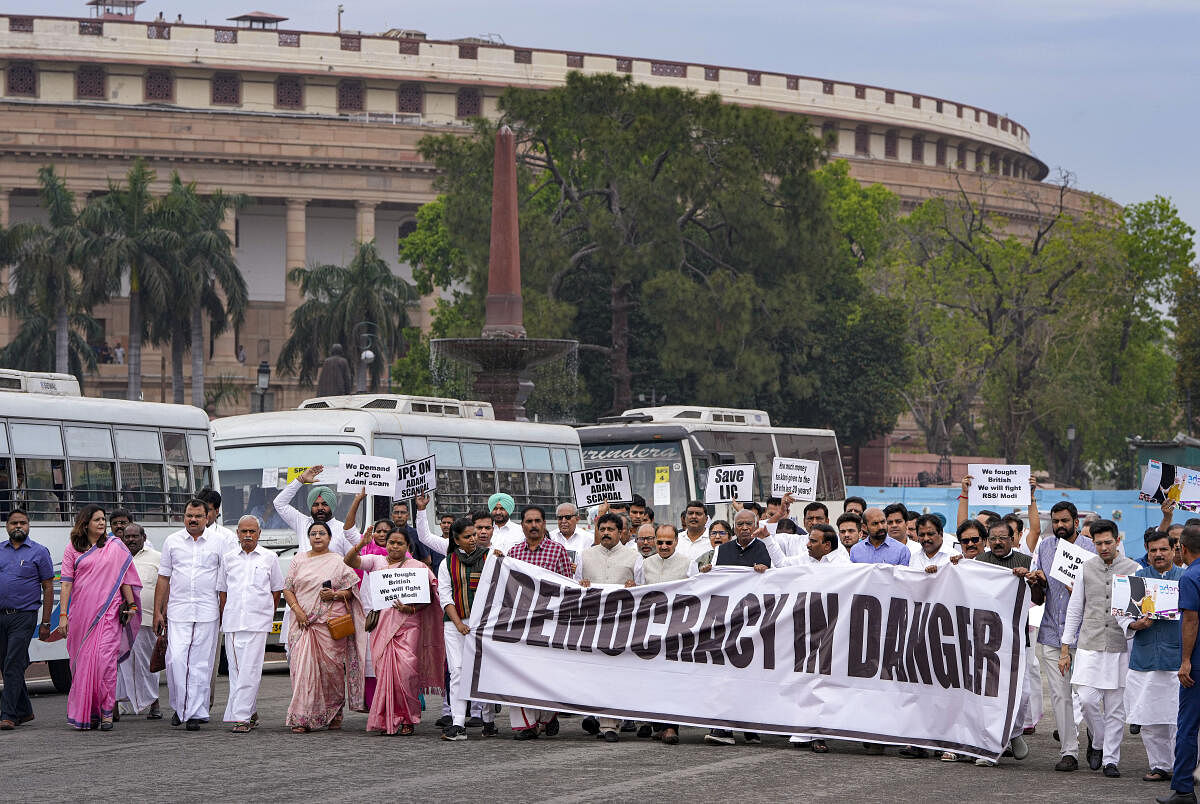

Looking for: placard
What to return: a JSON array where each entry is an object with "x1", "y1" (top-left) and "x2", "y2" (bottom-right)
[
  {"x1": 337, "y1": 454, "x2": 397, "y2": 494},
  {"x1": 770, "y1": 457, "x2": 819, "y2": 500},
  {"x1": 1139, "y1": 459, "x2": 1200, "y2": 514},
  {"x1": 571, "y1": 466, "x2": 633, "y2": 508},
  {"x1": 393, "y1": 455, "x2": 437, "y2": 499},
  {"x1": 1111, "y1": 574, "x2": 1179, "y2": 620},
  {"x1": 261, "y1": 467, "x2": 279, "y2": 489},
  {"x1": 704, "y1": 463, "x2": 755, "y2": 504},
  {"x1": 967, "y1": 464, "x2": 1031, "y2": 507},
  {"x1": 1048, "y1": 538, "x2": 1093, "y2": 587},
  {"x1": 368, "y1": 566, "x2": 431, "y2": 609}
]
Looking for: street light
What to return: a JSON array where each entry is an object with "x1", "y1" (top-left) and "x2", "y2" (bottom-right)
[
  {"x1": 1064, "y1": 423, "x2": 1076, "y2": 486},
  {"x1": 256, "y1": 360, "x2": 270, "y2": 412},
  {"x1": 352, "y1": 321, "x2": 387, "y2": 393}
]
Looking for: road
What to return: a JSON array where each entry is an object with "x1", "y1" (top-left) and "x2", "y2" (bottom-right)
[{"x1": 1, "y1": 665, "x2": 1169, "y2": 803}]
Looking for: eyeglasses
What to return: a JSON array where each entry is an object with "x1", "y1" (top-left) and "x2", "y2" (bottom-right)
[
  {"x1": 655, "y1": 540, "x2": 675, "y2": 546},
  {"x1": 557, "y1": 514, "x2": 577, "y2": 520},
  {"x1": 959, "y1": 536, "x2": 982, "y2": 545},
  {"x1": 709, "y1": 530, "x2": 729, "y2": 537}
]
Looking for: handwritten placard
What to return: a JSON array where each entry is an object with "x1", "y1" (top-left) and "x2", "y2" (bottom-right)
[
  {"x1": 368, "y1": 566, "x2": 431, "y2": 609},
  {"x1": 967, "y1": 463, "x2": 1031, "y2": 507},
  {"x1": 337, "y1": 454, "x2": 397, "y2": 494},
  {"x1": 770, "y1": 457, "x2": 819, "y2": 500},
  {"x1": 704, "y1": 464, "x2": 755, "y2": 504},
  {"x1": 571, "y1": 466, "x2": 633, "y2": 508},
  {"x1": 1049, "y1": 538, "x2": 1093, "y2": 587},
  {"x1": 393, "y1": 455, "x2": 437, "y2": 499}
]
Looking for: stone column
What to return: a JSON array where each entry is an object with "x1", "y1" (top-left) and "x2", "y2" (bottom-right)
[{"x1": 355, "y1": 200, "x2": 376, "y2": 244}]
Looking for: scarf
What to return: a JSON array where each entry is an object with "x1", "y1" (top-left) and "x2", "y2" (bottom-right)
[{"x1": 446, "y1": 546, "x2": 488, "y2": 622}]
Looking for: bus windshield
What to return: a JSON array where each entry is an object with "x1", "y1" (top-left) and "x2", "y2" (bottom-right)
[
  {"x1": 580, "y1": 441, "x2": 690, "y2": 524},
  {"x1": 216, "y1": 442, "x2": 363, "y2": 542}
]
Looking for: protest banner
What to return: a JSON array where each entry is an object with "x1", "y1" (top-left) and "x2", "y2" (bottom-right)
[
  {"x1": 393, "y1": 455, "x2": 437, "y2": 499},
  {"x1": 571, "y1": 466, "x2": 633, "y2": 508},
  {"x1": 704, "y1": 464, "x2": 755, "y2": 504},
  {"x1": 967, "y1": 464, "x2": 1031, "y2": 507},
  {"x1": 1048, "y1": 539, "x2": 1093, "y2": 587},
  {"x1": 368, "y1": 566, "x2": 432, "y2": 609},
  {"x1": 337, "y1": 454, "x2": 397, "y2": 494},
  {"x1": 1139, "y1": 459, "x2": 1200, "y2": 514},
  {"x1": 1111, "y1": 574, "x2": 1180, "y2": 620},
  {"x1": 770, "y1": 457, "x2": 819, "y2": 500},
  {"x1": 461, "y1": 556, "x2": 1026, "y2": 760}
]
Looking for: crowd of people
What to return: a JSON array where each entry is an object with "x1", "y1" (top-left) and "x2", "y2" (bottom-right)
[{"x1": 2, "y1": 467, "x2": 1200, "y2": 801}]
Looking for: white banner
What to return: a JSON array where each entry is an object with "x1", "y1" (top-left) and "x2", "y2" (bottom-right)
[
  {"x1": 571, "y1": 466, "x2": 633, "y2": 508},
  {"x1": 394, "y1": 455, "x2": 437, "y2": 499},
  {"x1": 967, "y1": 464, "x2": 1031, "y2": 507},
  {"x1": 337, "y1": 454, "x2": 397, "y2": 494},
  {"x1": 704, "y1": 464, "x2": 755, "y2": 504},
  {"x1": 461, "y1": 555, "x2": 1027, "y2": 760},
  {"x1": 770, "y1": 457, "x2": 819, "y2": 500},
  {"x1": 368, "y1": 566, "x2": 431, "y2": 609}
]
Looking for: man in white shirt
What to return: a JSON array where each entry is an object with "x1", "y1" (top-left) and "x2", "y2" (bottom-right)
[
  {"x1": 115, "y1": 523, "x2": 162, "y2": 719},
  {"x1": 273, "y1": 465, "x2": 352, "y2": 553},
  {"x1": 217, "y1": 515, "x2": 283, "y2": 732},
  {"x1": 910, "y1": 514, "x2": 957, "y2": 572},
  {"x1": 487, "y1": 492, "x2": 523, "y2": 553},
  {"x1": 772, "y1": 524, "x2": 849, "y2": 567},
  {"x1": 550, "y1": 502, "x2": 594, "y2": 580},
  {"x1": 677, "y1": 500, "x2": 713, "y2": 563},
  {"x1": 154, "y1": 498, "x2": 224, "y2": 731}
]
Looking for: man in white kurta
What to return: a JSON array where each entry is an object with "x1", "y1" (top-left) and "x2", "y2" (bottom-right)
[
  {"x1": 217, "y1": 515, "x2": 283, "y2": 730},
  {"x1": 550, "y1": 502, "x2": 594, "y2": 581},
  {"x1": 116, "y1": 524, "x2": 162, "y2": 717},
  {"x1": 1059, "y1": 522, "x2": 1141, "y2": 776},
  {"x1": 487, "y1": 492, "x2": 524, "y2": 553},
  {"x1": 154, "y1": 499, "x2": 224, "y2": 730}
]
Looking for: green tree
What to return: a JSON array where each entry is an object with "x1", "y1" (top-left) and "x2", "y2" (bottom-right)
[
  {"x1": 0, "y1": 310, "x2": 98, "y2": 382},
  {"x1": 278, "y1": 241, "x2": 414, "y2": 389}
]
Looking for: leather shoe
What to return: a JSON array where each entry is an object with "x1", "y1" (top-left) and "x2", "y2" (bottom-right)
[
  {"x1": 1157, "y1": 791, "x2": 1198, "y2": 804},
  {"x1": 603, "y1": 730, "x2": 619, "y2": 743},
  {"x1": 171, "y1": 713, "x2": 182, "y2": 727},
  {"x1": 542, "y1": 717, "x2": 559, "y2": 737},
  {"x1": 185, "y1": 718, "x2": 201, "y2": 731},
  {"x1": 1103, "y1": 764, "x2": 1120, "y2": 778},
  {"x1": 637, "y1": 723, "x2": 653, "y2": 738},
  {"x1": 1087, "y1": 741, "x2": 1103, "y2": 771},
  {"x1": 581, "y1": 716, "x2": 600, "y2": 735},
  {"x1": 1054, "y1": 755, "x2": 1079, "y2": 772},
  {"x1": 17, "y1": 714, "x2": 34, "y2": 725}
]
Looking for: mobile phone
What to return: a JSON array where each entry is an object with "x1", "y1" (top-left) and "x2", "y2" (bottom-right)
[{"x1": 322, "y1": 580, "x2": 333, "y2": 589}]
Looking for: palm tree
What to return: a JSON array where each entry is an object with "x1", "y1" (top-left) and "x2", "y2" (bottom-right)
[
  {"x1": 278, "y1": 241, "x2": 414, "y2": 389},
  {"x1": 156, "y1": 174, "x2": 247, "y2": 407},
  {"x1": 0, "y1": 310, "x2": 99, "y2": 382},
  {"x1": 3, "y1": 166, "x2": 91, "y2": 374},
  {"x1": 82, "y1": 159, "x2": 179, "y2": 401}
]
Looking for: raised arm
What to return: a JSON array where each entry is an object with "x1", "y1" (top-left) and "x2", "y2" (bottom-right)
[
  {"x1": 343, "y1": 529, "x2": 375, "y2": 570},
  {"x1": 274, "y1": 467, "x2": 324, "y2": 531},
  {"x1": 1025, "y1": 476, "x2": 1041, "y2": 552},
  {"x1": 414, "y1": 496, "x2": 450, "y2": 555},
  {"x1": 344, "y1": 487, "x2": 368, "y2": 534},
  {"x1": 957, "y1": 475, "x2": 971, "y2": 527},
  {"x1": 1159, "y1": 499, "x2": 1176, "y2": 533}
]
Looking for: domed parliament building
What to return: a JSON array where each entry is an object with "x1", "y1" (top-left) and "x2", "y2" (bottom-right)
[{"x1": 0, "y1": 2, "x2": 1090, "y2": 409}]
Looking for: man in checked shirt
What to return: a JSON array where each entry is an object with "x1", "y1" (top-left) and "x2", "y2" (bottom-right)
[{"x1": 502, "y1": 504, "x2": 572, "y2": 740}]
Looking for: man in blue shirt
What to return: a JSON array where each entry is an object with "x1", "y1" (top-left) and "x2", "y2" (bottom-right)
[
  {"x1": 0, "y1": 508, "x2": 54, "y2": 729},
  {"x1": 849, "y1": 507, "x2": 911, "y2": 566},
  {"x1": 1161, "y1": 524, "x2": 1200, "y2": 804}
]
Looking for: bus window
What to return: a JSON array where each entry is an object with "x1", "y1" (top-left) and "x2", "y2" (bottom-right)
[
  {"x1": 460, "y1": 442, "x2": 492, "y2": 468},
  {"x1": 0, "y1": 422, "x2": 8, "y2": 454},
  {"x1": 374, "y1": 438, "x2": 404, "y2": 462},
  {"x1": 64, "y1": 426, "x2": 115, "y2": 460},
  {"x1": 11, "y1": 422, "x2": 64, "y2": 456},
  {"x1": 195, "y1": 464, "x2": 214, "y2": 491},
  {"x1": 773, "y1": 433, "x2": 845, "y2": 500},
  {"x1": 523, "y1": 446, "x2": 551, "y2": 471},
  {"x1": 493, "y1": 444, "x2": 522, "y2": 469},
  {"x1": 165, "y1": 464, "x2": 190, "y2": 515},
  {"x1": 401, "y1": 437, "x2": 427, "y2": 461},
  {"x1": 115, "y1": 428, "x2": 162, "y2": 461},
  {"x1": 163, "y1": 432, "x2": 188, "y2": 463},
  {"x1": 429, "y1": 440, "x2": 462, "y2": 467},
  {"x1": 15, "y1": 457, "x2": 67, "y2": 520},
  {"x1": 435, "y1": 468, "x2": 467, "y2": 507},
  {"x1": 187, "y1": 433, "x2": 211, "y2": 464},
  {"x1": 120, "y1": 462, "x2": 166, "y2": 521},
  {"x1": 498, "y1": 470, "x2": 526, "y2": 497},
  {"x1": 566, "y1": 450, "x2": 582, "y2": 471},
  {"x1": 550, "y1": 448, "x2": 568, "y2": 472},
  {"x1": 528, "y1": 471, "x2": 553, "y2": 502},
  {"x1": 464, "y1": 470, "x2": 496, "y2": 505},
  {"x1": 0, "y1": 455, "x2": 12, "y2": 517},
  {"x1": 70, "y1": 460, "x2": 117, "y2": 509},
  {"x1": 554, "y1": 472, "x2": 570, "y2": 500},
  {"x1": 690, "y1": 431, "x2": 775, "y2": 499}
]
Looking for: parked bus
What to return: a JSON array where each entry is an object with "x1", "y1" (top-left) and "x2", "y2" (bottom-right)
[
  {"x1": 0, "y1": 369, "x2": 216, "y2": 692},
  {"x1": 576, "y1": 405, "x2": 846, "y2": 524}
]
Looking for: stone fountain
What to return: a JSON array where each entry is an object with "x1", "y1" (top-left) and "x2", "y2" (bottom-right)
[{"x1": 430, "y1": 126, "x2": 577, "y2": 422}]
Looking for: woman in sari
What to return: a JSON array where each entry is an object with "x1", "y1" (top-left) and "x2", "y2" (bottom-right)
[
  {"x1": 345, "y1": 526, "x2": 443, "y2": 736},
  {"x1": 58, "y1": 504, "x2": 140, "y2": 731},
  {"x1": 341, "y1": 488, "x2": 392, "y2": 708},
  {"x1": 282, "y1": 521, "x2": 367, "y2": 733}
]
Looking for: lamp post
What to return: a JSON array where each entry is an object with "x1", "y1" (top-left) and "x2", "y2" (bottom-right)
[
  {"x1": 256, "y1": 360, "x2": 270, "y2": 412},
  {"x1": 352, "y1": 321, "x2": 386, "y2": 393},
  {"x1": 1064, "y1": 423, "x2": 1076, "y2": 486}
]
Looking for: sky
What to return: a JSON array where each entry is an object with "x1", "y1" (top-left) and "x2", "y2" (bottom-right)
[{"x1": 31, "y1": 0, "x2": 1200, "y2": 244}]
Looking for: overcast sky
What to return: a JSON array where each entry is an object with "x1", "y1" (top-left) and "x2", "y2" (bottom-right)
[{"x1": 34, "y1": 0, "x2": 1200, "y2": 245}]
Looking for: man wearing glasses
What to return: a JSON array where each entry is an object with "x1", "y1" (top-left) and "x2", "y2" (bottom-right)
[{"x1": 550, "y1": 502, "x2": 593, "y2": 581}]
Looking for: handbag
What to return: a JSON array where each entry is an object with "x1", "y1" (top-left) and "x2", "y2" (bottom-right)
[
  {"x1": 364, "y1": 610, "x2": 379, "y2": 633},
  {"x1": 148, "y1": 629, "x2": 168, "y2": 673},
  {"x1": 327, "y1": 612, "x2": 355, "y2": 640}
]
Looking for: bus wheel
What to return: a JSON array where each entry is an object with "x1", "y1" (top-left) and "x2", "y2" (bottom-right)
[{"x1": 48, "y1": 659, "x2": 72, "y2": 693}]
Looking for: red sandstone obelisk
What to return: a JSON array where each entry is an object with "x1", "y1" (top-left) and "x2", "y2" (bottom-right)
[{"x1": 481, "y1": 125, "x2": 526, "y2": 338}]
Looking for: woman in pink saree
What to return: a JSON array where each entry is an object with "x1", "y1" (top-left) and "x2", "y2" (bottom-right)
[
  {"x1": 282, "y1": 521, "x2": 367, "y2": 733},
  {"x1": 58, "y1": 504, "x2": 140, "y2": 731},
  {"x1": 345, "y1": 526, "x2": 444, "y2": 735},
  {"x1": 341, "y1": 488, "x2": 396, "y2": 709}
]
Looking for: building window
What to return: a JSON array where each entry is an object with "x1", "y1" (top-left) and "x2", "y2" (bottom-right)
[
  {"x1": 989, "y1": 152, "x2": 999, "y2": 173},
  {"x1": 854, "y1": 125, "x2": 869, "y2": 156},
  {"x1": 76, "y1": 65, "x2": 105, "y2": 100},
  {"x1": 78, "y1": 21, "x2": 102, "y2": 35},
  {"x1": 884, "y1": 129, "x2": 898, "y2": 159},
  {"x1": 337, "y1": 79, "x2": 364, "y2": 112},
  {"x1": 214, "y1": 28, "x2": 237, "y2": 44},
  {"x1": 854, "y1": 85, "x2": 865, "y2": 99},
  {"x1": 746, "y1": 71, "x2": 761, "y2": 86},
  {"x1": 822, "y1": 81, "x2": 834, "y2": 94},
  {"x1": 884, "y1": 90, "x2": 894, "y2": 104},
  {"x1": 457, "y1": 43, "x2": 477, "y2": 60},
  {"x1": 956, "y1": 105, "x2": 964, "y2": 118},
  {"x1": 1002, "y1": 157, "x2": 1012, "y2": 176},
  {"x1": 974, "y1": 109, "x2": 981, "y2": 123},
  {"x1": 566, "y1": 53, "x2": 583, "y2": 68},
  {"x1": 397, "y1": 38, "x2": 419, "y2": 55},
  {"x1": 456, "y1": 87, "x2": 481, "y2": 118},
  {"x1": 616, "y1": 58, "x2": 632, "y2": 73},
  {"x1": 211, "y1": 72, "x2": 241, "y2": 106},
  {"x1": 341, "y1": 35, "x2": 361, "y2": 52},
  {"x1": 278, "y1": 32, "x2": 300, "y2": 47},
  {"x1": 935, "y1": 139, "x2": 947, "y2": 167},
  {"x1": 705, "y1": 67, "x2": 719, "y2": 81},
  {"x1": 987, "y1": 112, "x2": 998, "y2": 127},
  {"x1": 397, "y1": 82, "x2": 422, "y2": 114},
  {"x1": 6, "y1": 61, "x2": 35, "y2": 96},
  {"x1": 821, "y1": 121, "x2": 836, "y2": 146},
  {"x1": 1000, "y1": 118, "x2": 1009, "y2": 132},
  {"x1": 912, "y1": 96, "x2": 921, "y2": 109},
  {"x1": 911, "y1": 134, "x2": 924, "y2": 163},
  {"x1": 514, "y1": 49, "x2": 531, "y2": 64},
  {"x1": 936, "y1": 100, "x2": 944, "y2": 113},
  {"x1": 786, "y1": 76, "x2": 798, "y2": 90},
  {"x1": 144, "y1": 68, "x2": 173, "y2": 102},
  {"x1": 8, "y1": 16, "x2": 32, "y2": 32},
  {"x1": 956, "y1": 143, "x2": 967, "y2": 169},
  {"x1": 147, "y1": 22, "x2": 170, "y2": 40},
  {"x1": 651, "y1": 62, "x2": 685, "y2": 78},
  {"x1": 275, "y1": 75, "x2": 302, "y2": 109}
]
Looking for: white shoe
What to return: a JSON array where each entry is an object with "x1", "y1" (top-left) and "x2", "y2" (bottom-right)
[
  {"x1": 975, "y1": 758, "x2": 996, "y2": 767},
  {"x1": 1009, "y1": 735, "x2": 1029, "y2": 760}
]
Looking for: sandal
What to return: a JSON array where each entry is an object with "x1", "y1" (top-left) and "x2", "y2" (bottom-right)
[
  {"x1": 1143, "y1": 769, "x2": 1172, "y2": 782},
  {"x1": 811, "y1": 740, "x2": 829, "y2": 753},
  {"x1": 399, "y1": 723, "x2": 415, "y2": 736},
  {"x1": 291, "y1": 726, "x2": 310, "y2": 734},
  {"x1": 231, "y1": 722, "x2": 252, "y2": 734}
]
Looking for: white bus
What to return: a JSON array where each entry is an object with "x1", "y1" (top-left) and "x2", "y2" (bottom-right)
[
  {"x1": 0, "y1": 370, "x2": 216, "y2": 691},
  {"x1": 576, "y1": 405, "x2": 846, "y2": 524},
  {"x1": 211, "y1": 394, "x2": 585, "y2": 550}
]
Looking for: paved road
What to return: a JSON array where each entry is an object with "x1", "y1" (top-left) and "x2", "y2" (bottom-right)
[{"x1": 1, "y1": 666, "x2": 1170, "y2": 803}]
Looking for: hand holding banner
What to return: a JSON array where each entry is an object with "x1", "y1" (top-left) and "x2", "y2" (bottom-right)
[
  {"x1": 966, "y1": 464, "x2": 1031, "y2": 507},
  {"x1": 704, "y1": 464, "x2": 755, "y2": 504}
]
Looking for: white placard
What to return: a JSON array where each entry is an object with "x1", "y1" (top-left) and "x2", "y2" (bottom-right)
[
  {"x1": 967, "y1": 464, "x2": 1031, "y2": 507},
  {"x1": 653, "y1": 482, "x2": 671, "y2": 507},
  {"x1": 368, "y1": 566, "x2": 431, "y2": 609},
  {"x1": 261, "y1": 467, "x2": 279, "y2": 490},
  {"x1": 393, "y1": 455, "x2": 437, "y2": 499},
  {"x1": 771, "y1": 457, "x2": 819, "y2": 500},
  {"x1": 1139, "y1": 459, "x2": 1200, "y2": 513},
  {"x1": 337, "y1": 454, "x2": 397, "y2": 494},
  {"x1": 571, "y1": 466, "x2": 633, "y2": 508},
  {"x1": 704, "y1": 463, "x2": 755, "y2": 504},
  {"x1": 1048, "y1": 538, "x2": 1093, "y2": 587},
  {"x1": 1111, "y1": 574, "x2": 1180, "y2": 620}
]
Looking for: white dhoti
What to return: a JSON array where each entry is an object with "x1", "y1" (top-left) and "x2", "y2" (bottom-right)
[
  {"x1": 510, "y1": 705, "x2": 554, "y2": 732},
  {"x1": 166, "y1": 619, "x2": 219, "y2": 722},
  {"x1": 222, "y1": 630, "x2": 268, "y2": 723},
  {"x1": 1073, "y1": 648, "x2": 1129, "y2": 767},
  {"x1": 444, "y1": 622, "x2": 494, "y2": 728},
  {"x1": 116, "y1": 625, "x2": 160, "y2": 715},
  {"x1": 1127, "y1": 668, "x2": 1179, "y2": 772}
]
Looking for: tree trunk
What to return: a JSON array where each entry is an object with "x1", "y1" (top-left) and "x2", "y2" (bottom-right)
[
  {"x1": 609, "y1": 280, "x2": 633, "y2": 414},
  {"x1": 190, "y1": 304, "x2": 204, "y2": 408},
  {"x1": 126, "y1": 282, "x2": 142, "y2": 401},
  {"x1": 171, "y1": 333, "x2": 185, "y2": 404},
  {"x1": 54, "y1": 300, "x2": 69, "y2": 375}
]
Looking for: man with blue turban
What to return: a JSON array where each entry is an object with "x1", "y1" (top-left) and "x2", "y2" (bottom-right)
[{"x1": 488, "y1": 492, "x2": 523, "y2": 553}]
